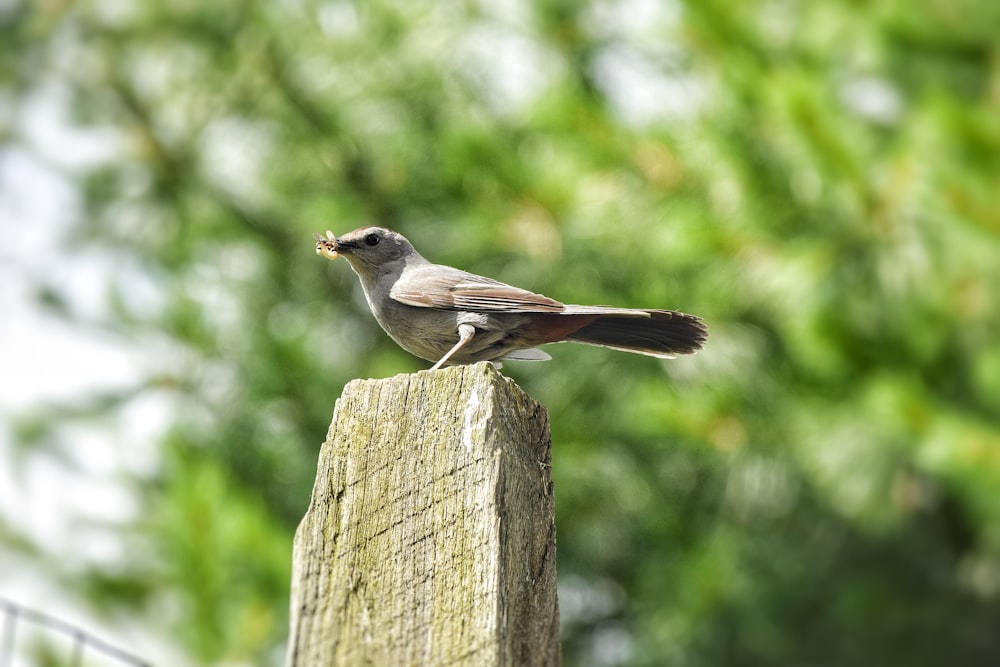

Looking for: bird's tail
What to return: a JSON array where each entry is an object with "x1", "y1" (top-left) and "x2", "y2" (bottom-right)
[{"x1": 564, "y1": 309, "x2": 707, "y2": 358}]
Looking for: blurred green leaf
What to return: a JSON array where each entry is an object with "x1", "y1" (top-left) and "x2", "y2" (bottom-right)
[{"x1": 3, "y1": 0, "x2": 1000, "y2": 664}]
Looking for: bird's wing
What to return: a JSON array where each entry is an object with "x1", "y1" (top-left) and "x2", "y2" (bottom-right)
[{"x1": 390, "y1": 265, "x2": 566, "y2": 313}]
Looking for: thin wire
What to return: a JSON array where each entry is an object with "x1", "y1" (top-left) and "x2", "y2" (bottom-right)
[{"x1": 0, "y1": 597, "x2": 151, "y2": 667}]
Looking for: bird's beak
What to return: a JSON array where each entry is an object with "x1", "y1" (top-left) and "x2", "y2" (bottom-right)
[{"x1": 314, "y1": 230, "x2": 341, "y2": 260}]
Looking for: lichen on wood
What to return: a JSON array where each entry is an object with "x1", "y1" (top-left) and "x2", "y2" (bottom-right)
[{"x1": 286, "y1": 362, "x2": 559, "y2": 666}]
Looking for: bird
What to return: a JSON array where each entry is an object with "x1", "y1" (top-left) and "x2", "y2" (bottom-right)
[{"x1": 314, "y1": 227, "x2": 707, "y2": 370}]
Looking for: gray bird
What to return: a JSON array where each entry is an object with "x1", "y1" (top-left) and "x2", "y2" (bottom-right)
[{"x1": 315, "y1": 227, "x2": 707, "y2": 370}]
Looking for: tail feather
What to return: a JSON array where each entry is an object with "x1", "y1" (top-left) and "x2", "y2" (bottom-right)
[{"x1": 565, "y1": 310, "x2": 707, "y2": 358}]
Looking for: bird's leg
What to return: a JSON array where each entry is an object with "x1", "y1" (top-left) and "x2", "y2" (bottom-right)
[{"x1": 430, "y1": 323, "x2": 476, "y2": 370}]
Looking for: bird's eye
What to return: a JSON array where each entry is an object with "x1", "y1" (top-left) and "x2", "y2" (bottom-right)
[{"x1": 365, "y1": 233, "x2": 380, "y2": 247}]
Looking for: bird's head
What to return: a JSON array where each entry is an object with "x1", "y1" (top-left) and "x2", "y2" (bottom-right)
[{"x1": 314, "y1": 226, "x2": 419, "y2": 273}]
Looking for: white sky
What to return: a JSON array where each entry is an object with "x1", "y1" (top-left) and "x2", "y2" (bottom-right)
[{"x1": 0, "y1": 84, "x2": 181, "y2": 665}]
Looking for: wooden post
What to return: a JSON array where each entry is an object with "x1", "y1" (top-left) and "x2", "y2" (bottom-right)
[{"x1": 286, "y1": 362, "x2": 560, "y2": 666}]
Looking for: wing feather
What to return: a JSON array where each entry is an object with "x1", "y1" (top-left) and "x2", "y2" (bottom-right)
[{"x1": 390, "y1": 265, "x2": 566, "y2": 313}]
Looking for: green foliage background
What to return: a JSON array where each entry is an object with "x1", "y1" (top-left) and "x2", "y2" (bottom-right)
[{"x1": 4, "y1": 0, "x2": 1000, "y2": 664}]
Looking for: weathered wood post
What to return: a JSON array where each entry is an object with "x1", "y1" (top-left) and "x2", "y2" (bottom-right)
[{"x1": 286, "y1": 362, "x2": 560, "y2": 666}]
